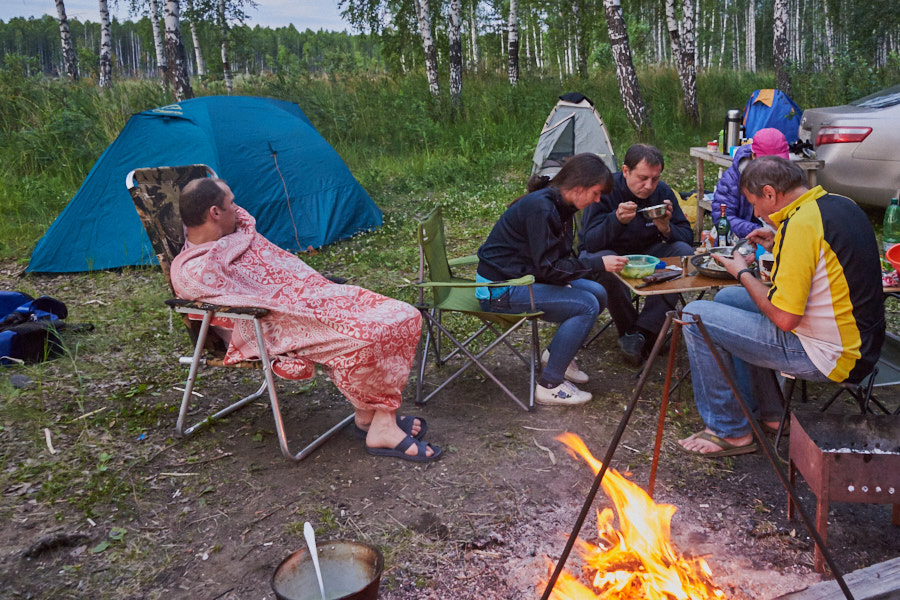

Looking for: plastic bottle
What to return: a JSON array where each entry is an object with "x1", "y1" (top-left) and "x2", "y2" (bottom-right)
[{"x1": 884, "y1": 197, "x2": 900, "y2": 255}]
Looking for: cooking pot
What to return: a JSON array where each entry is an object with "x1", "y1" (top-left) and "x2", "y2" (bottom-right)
[{"x1": 272, "y1": 540, "x2": 384, "y2": 600}]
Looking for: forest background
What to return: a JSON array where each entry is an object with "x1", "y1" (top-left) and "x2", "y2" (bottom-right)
[{"x1": 0, "y1": 0, "x2": 899, "y2": 266}]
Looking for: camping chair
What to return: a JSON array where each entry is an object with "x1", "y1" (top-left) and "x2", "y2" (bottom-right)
[
  {"x1": 125, "y1": 164, "x2": 353, "y2": 461},
  {"x1": 415, "y1": 207, "x2": 543, "y2": 411}
]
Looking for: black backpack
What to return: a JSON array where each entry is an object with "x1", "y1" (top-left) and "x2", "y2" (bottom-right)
[{"x1": 0, "y1": 292, "x2": 68, "y2": 365}]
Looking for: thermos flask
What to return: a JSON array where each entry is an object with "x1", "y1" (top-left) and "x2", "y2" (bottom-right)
[{"x1": 724, "y1": 109, "x2": 742, "y2": 155}]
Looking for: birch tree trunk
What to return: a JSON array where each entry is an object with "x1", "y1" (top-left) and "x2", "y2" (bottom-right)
[
  {"x1": 186, "y1": 0, "x2": 205, "y2": 78},
  {"x1": 98, "y1": 0, "x2": 112, "y2": 87},
  {"x1": 719, "y1": 0, "x2": 728, "y2": 68},
  {"x1": 679, "y1": 0, "x2": 698, "y2": 123},
  {"x1": 55, "y1": 0, "x2": 78, "y2": 80},
  {"x1": 448, "y1": 0, "x2": 462, "y2": 114},
  {"x1": 665, "y1": 0, "x2": 682, "y2": 73},
  {"x1": 164, "y1": 0, "x2": 193, "y2": 101},
  {"x1": 507, "y1": 0, "x2": 519, "y2": 85},
  {"x1": 414, "y1": 0, "x2": 440, "y2": 100},
  {"x1": 149, "y1": 0, "x2": 167, "y2": 80},
  {"x1": 746, "y1": 1, "x2": 756, "y2": 72},
  {"x1": 190, "y1": 21, "x2": 205, "y2": 77},
  {"x1": 572, "y1": 0, "x2": 587, "y2": 77},
  {"x1": 602, "y1": 0, "x2": 650, "y2": 134},
  {"x1": 218, "y1": 0, "x2": 233, "y2": 95},
  {"x1": 469, "y1": 2, "x2": 478, "y2": 72},
  {"x1": 773, "y1": 0, "x2": 791, "y2": 96},
  {"x1": 824, "y1": 0, "x2": 834, "y2": 67}
]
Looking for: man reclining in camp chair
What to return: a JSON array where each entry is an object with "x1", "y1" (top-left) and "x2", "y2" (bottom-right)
[{"x1": 170, "y1": 177, "x2": 440, "y2": 463}]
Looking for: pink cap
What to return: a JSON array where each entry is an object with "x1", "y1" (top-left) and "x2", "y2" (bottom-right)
[{"x1": 751, "y1": 128, "x2": 789, "y2": 159}]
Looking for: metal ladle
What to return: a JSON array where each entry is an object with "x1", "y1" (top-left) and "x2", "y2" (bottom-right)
[{"x1": 303, "y1": 522, "x2": 327, "y2": 600}]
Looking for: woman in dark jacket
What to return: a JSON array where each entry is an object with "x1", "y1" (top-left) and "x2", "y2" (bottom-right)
[{"x1": 476, "y1": 153, "x2": 626, "y2": 406}]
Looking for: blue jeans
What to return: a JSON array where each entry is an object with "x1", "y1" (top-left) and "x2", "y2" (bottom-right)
[
  {"x1": 480, "y1": 279, "x2": 607, "y2": 386},
  {"x1": 681, "y1": 286, "x2": 829, "y2": 438},
  {"x1": 582, "y1": 240, "x2": 693, "y2": 338}
]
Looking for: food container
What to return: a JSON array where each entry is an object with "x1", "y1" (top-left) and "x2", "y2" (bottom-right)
[
  {"x1": 639, "y1": 204, "x2": 667, "y2": 219},
  {"x1": 621, "y1": 254, "x2": 660, "y2": 279},
  {"x1": 706, "y1": 140, "x2": 718, "y2": 152},
  {"x1": 887, "y1": 244, "x2": 900, "y2": 272},
  {"x1": 690, "y1": 250, "x2": 736, "y2": 280},
  {"x1": 272, "y1": 540, "x2": 384, "y2": 600}
]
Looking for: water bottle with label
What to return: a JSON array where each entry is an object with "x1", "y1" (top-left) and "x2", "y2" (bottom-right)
[{"x1": 883, "y1": 197, "x2": 900, "y2": 255}]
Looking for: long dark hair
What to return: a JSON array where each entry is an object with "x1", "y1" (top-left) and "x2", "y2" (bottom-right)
[{"x1": 522, "y1": 153, "x2": 613, "y2": 203}]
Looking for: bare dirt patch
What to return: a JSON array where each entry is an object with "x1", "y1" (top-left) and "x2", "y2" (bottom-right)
[{"x1": 1, "y1": 261, "x2": 898, "y2": 600}]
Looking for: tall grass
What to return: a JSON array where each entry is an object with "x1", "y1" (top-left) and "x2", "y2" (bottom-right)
[{"x1": 0, "y1": 59, "x2": 894, "y2": 266}]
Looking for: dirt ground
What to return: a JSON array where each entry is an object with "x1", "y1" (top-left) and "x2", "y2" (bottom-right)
[{"x1": 1, "y1": 265, "x2": 899, "y2": 600}]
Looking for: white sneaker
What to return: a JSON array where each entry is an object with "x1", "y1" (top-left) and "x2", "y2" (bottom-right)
[
  {"x1": 541, "y1": 349, "x2": 590, "y2": 384},
  {"x1": 535, "y1": 380, "x2": 593, "y2": 406}
]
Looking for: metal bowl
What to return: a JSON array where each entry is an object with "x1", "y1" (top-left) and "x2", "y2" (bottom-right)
[
  {"x1": 639, "y1": 204, "x2": 667, "y2": 219},
  {"x1": 272, "y1": 540, "x2": 384, "y2": 600},
  {"x1": 690, "y1": 253, "x2": 736, "y2": 280}
]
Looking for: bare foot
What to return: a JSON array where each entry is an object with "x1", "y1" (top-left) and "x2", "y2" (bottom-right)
[
  {"x1": 354, "y1": 415, "x2": 422, "y2": 438},
  {"x1": 678, "y1": 428, "x2": 753, "y2": 454},
  {"x1": 364, "y1": 411, "x2": 434, "y2": 458}
]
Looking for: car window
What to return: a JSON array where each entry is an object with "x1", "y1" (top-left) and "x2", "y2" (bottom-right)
[{"x1": 851, "y1": 84, "x2": 900, "y2": 108}]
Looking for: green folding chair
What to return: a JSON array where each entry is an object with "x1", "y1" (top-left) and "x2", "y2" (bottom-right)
[{"x1": 414, "y1": 207, "x2": 543, "y2": 411}]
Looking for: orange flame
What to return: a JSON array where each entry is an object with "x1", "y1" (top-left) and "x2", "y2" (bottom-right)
[{"x1": 541, "y1": 433, "x2": 727, "y2": 600}]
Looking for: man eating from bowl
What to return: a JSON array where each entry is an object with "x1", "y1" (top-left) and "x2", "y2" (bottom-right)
[
  {"x1": 579, "y1": 144, "x2": 694, "y2": 365},
  {"x1": 677, "y1": 157, "x2": 884, "y2": 457}
]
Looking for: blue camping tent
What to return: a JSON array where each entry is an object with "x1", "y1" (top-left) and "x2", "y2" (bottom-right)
[
  {"x1": 742, "y1": 89, "x2": 803, "y2": 143},
  {"x1": 28, "y1": 96, "x2": 382, "y2": 273}
]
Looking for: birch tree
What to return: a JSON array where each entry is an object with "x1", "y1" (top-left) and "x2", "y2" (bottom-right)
[
  {"x1": 664, "y1": 0, "x2": 697, "y2": 124},
  {"x1": 414, "y1": 0, "x2": 440, "y2": 100},
  {"x1": 148, "y1": 0, "x2": 167, "y2": 80},
  {"x1": 218, "y1": 0, "x2": 233, "y2": 94},
  {"x1": 507, "y1": 0, "x2": 519, "y2": 85},
  {"x1": 55, "y1": 0, "x2": 78, "y2": 80},
  {"x1": 185, "y1": 0, "x2": 206, "y2": 78},
  {"x1": 98, "y1": 0, "x2": 112, "y2": 87},
  {"x1": 449, "y1": 0, "x2": 462, "y2": 113},
  {"x1": 602, "y1": 0, "x2": 649, "y2": 133},
  {"x1": 164, "y1": 0, "x2": 193, "y2": 101},
  {"x1": 469, "y1": 2, "x2": 479, "y2": 72},
  {"x1": 572, "y1": 0, "x2": 587, "y2": 77},
  {"x1": 773, "y1": 0, "x2": 791, "y2": 96}
]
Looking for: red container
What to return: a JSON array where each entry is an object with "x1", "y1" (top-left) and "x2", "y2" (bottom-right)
[{"x1": 886, "y1": 243, "x2": 900, "y2": 272}]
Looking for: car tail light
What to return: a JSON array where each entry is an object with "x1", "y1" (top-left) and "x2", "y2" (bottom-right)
[{"x1": 815, "y1": 126, "x2": 872, "y2": 145}]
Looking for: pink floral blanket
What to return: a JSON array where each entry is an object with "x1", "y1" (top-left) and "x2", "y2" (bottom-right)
[{"x1": 170, "y1": 207, "x2": 421, "y2": 411}]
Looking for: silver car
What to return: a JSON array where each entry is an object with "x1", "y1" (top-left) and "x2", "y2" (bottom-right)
[{"x1": 798, "y1": 84, "x2": 900, "y2": 207}]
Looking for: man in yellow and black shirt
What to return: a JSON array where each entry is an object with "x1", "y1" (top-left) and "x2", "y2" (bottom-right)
[{"x1": 678, "y1": 156, "x2": 885, "y2": 457}]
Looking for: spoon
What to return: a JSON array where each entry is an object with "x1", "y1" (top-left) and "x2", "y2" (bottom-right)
[{"x1": 304, "y1": 522, "x2": 327, "y2": 600}]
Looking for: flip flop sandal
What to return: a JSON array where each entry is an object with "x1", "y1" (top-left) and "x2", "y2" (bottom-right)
[
  {"x1": 366, "y1": 434, "x2": 442, "y2": 463},
  {"x1": 350, "y1": 415, "x2": 428, "y2": 441},
  {"x1": 676, "y1": 431, "x2": 758, "y2": 458}
]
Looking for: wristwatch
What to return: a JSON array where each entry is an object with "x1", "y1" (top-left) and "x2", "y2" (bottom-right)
[{"x1": 737, "y1": 268, "x2": 755, "y2": 283}]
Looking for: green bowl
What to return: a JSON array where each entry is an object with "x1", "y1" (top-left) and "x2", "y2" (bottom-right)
[{"x1": 621, "y1": 254, "x2": 659, "y2": 279}]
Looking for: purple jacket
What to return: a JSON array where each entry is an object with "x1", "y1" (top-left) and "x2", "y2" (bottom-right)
[{"x1": 713, "y1": 144, "x2": 763, "y2": 238}]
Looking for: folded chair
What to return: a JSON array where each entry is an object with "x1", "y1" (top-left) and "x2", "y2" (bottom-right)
[
  {"x1": 415, "y1": 207, "x2": 543, "y2": 411},
  {"x1": 126, "y1": 164, "x2": 353, "y2": 461}
]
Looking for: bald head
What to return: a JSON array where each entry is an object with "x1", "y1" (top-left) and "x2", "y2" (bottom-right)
[{"x1": 180, "y1": 178, "x2": 228, "y2": 227}]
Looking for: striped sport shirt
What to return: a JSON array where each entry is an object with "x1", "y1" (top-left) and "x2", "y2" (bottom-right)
[{"x1": 767, "y1": 186, "x2": 884, "y2": 383}]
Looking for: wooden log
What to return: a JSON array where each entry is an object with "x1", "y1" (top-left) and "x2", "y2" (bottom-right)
[{"x1": 773, "y1": 556, "x2": 900, "y2": 599}]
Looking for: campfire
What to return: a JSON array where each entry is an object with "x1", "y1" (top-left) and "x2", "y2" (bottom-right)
[{"x1": 543, "y1": 433, "x2": 727, "y2": 600}]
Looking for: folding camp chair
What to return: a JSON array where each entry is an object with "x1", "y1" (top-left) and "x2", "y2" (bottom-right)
[
  {"x1": 414, "y1": 207, "x2": 543, "y2": 411},
  {"x1": 126, "y1": 164, "x2": 353, "y2": 461}
]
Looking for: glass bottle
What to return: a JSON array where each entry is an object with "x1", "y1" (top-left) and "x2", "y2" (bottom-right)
[
  {"x1": 715, "y1": 203, "x2": 731, "y2": 247},
  {"x1": 884, "y1": 197, "x2": 900, "y2": 255}
]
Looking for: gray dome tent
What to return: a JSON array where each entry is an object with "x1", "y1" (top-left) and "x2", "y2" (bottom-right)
[{"x1": 531, "y1": 93, "x2": 617, "y2": 179}]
